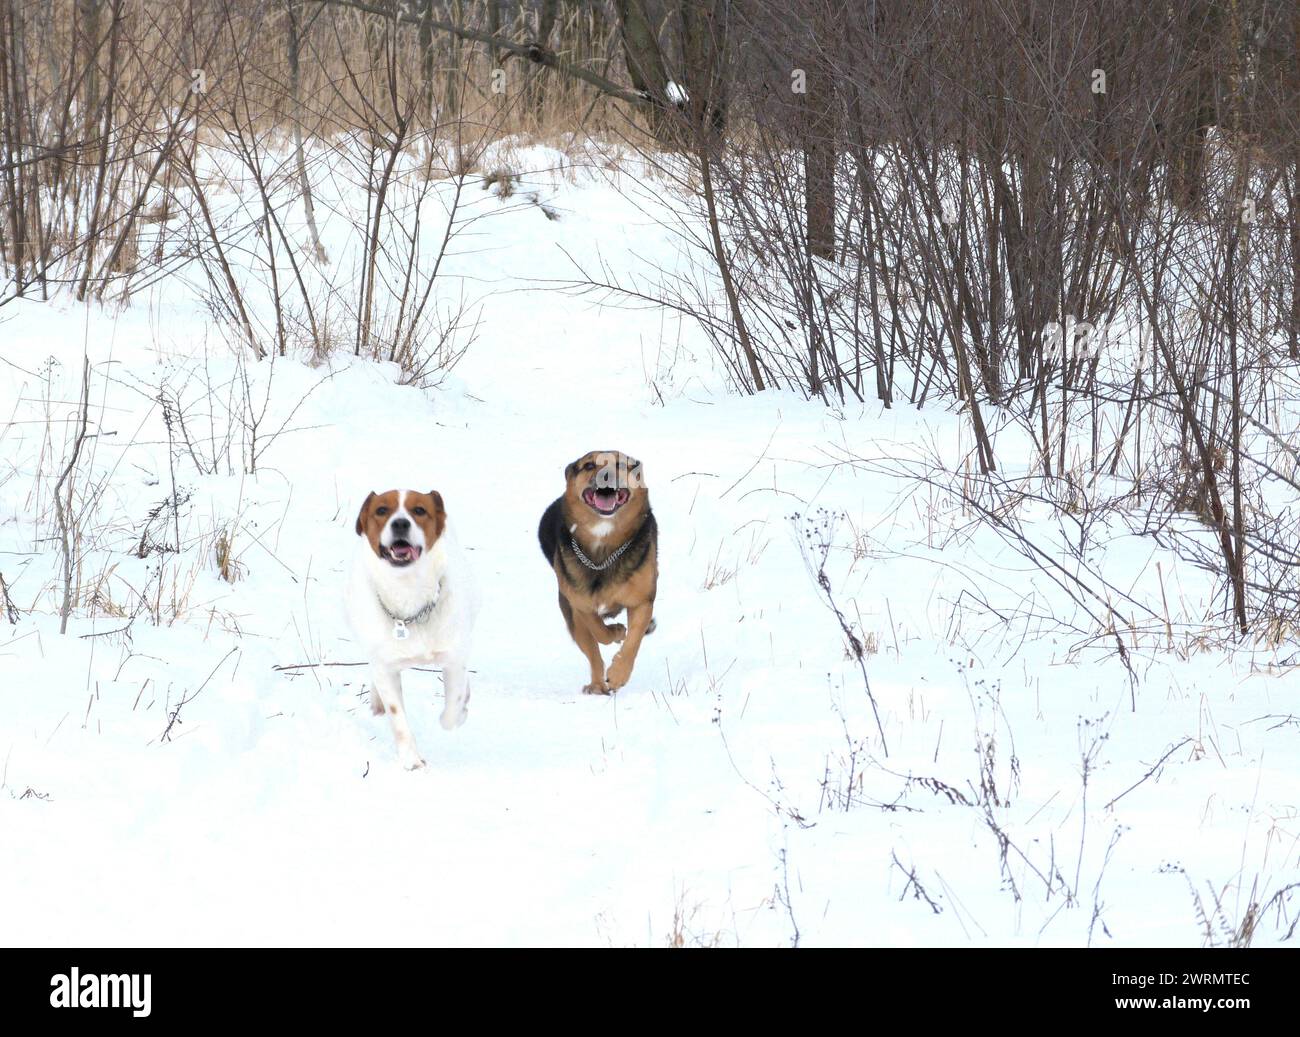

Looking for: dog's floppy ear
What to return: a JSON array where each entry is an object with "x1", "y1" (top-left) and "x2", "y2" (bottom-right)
[
  {"x1": 427, "y1": 490, "x2": 447, "y2": 538},
  {"x1": 355, "y1": 491, "x2": 376, "y2": 535},
  {"x1": 564, "y1": 458, "x2": 581, "y2": 481}
]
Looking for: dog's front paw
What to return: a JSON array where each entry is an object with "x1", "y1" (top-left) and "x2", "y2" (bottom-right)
[
  {"x1": 440, "y1": 704, "x2": 467, "y2": 730},
  {"x1": 399, "y1": 749, "x2": 427, "y2": 771},
  {"x1": 582, "y1": 680, "x2": 612, "y2": 696},
  {"x1": 606, "y1": 652, "x2": 633, "y2": 690},
  {"x1": 605, "y1": 622, "x2": 627, "y2": 642}
]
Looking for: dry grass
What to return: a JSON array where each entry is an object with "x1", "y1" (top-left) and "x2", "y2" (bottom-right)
[
  {"x1": 213, "y1": 526, "x2": 245, "y2": 584},
  {"x1": 700, "y1": 541, "x2": 736, "y2": 591},
  {"x1": 481, "y1": 167, "x2": 515, "y2": 199},
  {"x1": 665, "y1": 885, "x2": 731, "y2": 948},
  {"x1": 19, "y1": 1, "x2": 655, "y2": 149}
]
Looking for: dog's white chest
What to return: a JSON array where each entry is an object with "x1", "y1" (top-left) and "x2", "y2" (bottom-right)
[{"x1": 348, "y1": 542, "x2": 473, "y2": 668}]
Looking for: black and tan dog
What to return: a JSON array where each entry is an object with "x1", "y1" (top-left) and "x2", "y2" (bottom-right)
[{"x1": 538, "y1": 450, "x2": 658, "y2": 695}]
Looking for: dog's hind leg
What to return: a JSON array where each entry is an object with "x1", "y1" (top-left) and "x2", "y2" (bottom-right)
[
  {"x1": 439, "y1": 656, "x2": 470, "y2": 731},
  {"x1": 371, "y1": 664, "x2": 425, "y2": 770}
]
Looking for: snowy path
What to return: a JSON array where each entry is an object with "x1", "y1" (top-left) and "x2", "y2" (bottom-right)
[{"x1": 1, "y1": 153, "x2": 1296, "y2": 946}]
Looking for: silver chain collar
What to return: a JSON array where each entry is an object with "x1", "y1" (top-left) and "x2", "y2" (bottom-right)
[
  {"x1": 378, "y1": 581, "x2": 441, "y2": 641},
  {"x1": 569, "y1": 535, "x2": 634, "y2": 572}
]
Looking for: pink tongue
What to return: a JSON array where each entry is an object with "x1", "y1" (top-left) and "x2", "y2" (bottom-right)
[{"x1": 392, "y1": 545, "x2": 413, "y2": 560}]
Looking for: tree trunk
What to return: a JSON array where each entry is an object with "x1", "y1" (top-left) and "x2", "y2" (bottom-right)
[
  {"x1": 77, "y1": 0, "x2": 101, "y2": 140},
  {"x1": 677, "y1": 0, "x2": 727, "y2": 136},
  {"x1": 613, "y1": 0, "x2": 672, "y2": 142},
  {"x1": 447, "y1": 0, "x2": 463, "y2": 119},
  {"x1": 486, "y1": 0, "x2": 500, "y2": 68},
  {"x1": 286, "y1": 0, "x2": 328, "y2": 264},
  {"x1": 527, "y1": 0, "x2": 559, "y2": 116},
  {"x1": 804, "y1": 64, "x2": 835, "y2": 260},
  {"x1": 1289, "y1": 7, "x2": 1300, "y2": 358},
  {"x1": 1166, "y1": 1, "x2": 1222, "y2": 210},
  {"x1": 419, "y1": 0, "x2": 436, "y2": 121}
]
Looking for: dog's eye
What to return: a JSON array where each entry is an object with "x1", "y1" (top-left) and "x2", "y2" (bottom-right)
[
  {"x1": 375, "y1": 507, "x2": 389, "y2": 517},
  {"x1": 412, "y1": 506, "x2": 427, "y2": 516},
  {"x1": 583, "y1": 462, "x2": 596, "y2": 472}
]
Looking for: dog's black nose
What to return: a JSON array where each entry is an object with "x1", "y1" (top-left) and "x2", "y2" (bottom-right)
[{"x1": 390, "y1": 516, "x2": 411, "y2": 534}]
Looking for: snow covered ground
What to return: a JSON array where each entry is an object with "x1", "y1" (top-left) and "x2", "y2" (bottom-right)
[{"x1": 1, "y1": 145, "x2": 1296, "y2": 947}]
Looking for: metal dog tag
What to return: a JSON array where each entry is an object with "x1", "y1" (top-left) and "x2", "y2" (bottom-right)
[{"x1": 393, "y1": 620, "x2": 409, "y2": 641}]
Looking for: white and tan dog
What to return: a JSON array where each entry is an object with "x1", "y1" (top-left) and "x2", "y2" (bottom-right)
[{"x1": 347, "y1": 489, "x2": 477, "y2": 769}]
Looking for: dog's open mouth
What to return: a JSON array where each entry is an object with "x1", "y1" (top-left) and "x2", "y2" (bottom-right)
[
  {"x1": 582, "y1": 487, "x2": 630, "y2": 515},
  {"x1": 380, "y1": 540, "x2": 422, "y2": 566}
]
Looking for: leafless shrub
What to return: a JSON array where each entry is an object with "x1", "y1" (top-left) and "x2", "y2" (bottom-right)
[
  {"x1": 0, "y1": 572, "x2": 20, "y2": 624},
  {"x1": 794, "y1": 507, "x2": 888, "y2": 755},
  {"x1": 52, "y1": 357, "x2": 91, "y2": 634},
  {"x1": 1187, "y1": 875, "x2": 1300, "y2": 947},
  {"x1": 628, "y1": 0, "x2": 1300, "y2": 641}
]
